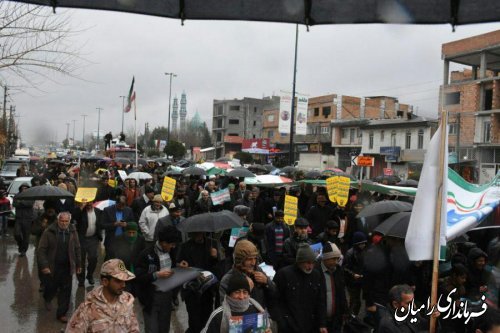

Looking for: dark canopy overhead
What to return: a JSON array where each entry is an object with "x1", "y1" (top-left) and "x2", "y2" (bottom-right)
[{"x1": 13, "y1": 0, "x2": 500, "y2": 27}]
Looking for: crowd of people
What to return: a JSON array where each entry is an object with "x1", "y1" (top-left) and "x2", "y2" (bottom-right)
[{"x1": 5, "y1": 158, "x2": 500, "y2": 333}]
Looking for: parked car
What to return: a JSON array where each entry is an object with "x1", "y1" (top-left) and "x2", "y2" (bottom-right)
[{"x1": 0, "y1": 160, "x2": 26, "y2": 187}]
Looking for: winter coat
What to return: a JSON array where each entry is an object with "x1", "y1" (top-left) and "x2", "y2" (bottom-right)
[
  {"x1": 315, "y1": 263, "x2": 348, "y2": 322},
  {"x1": 134, "y1": 245, "x2": 177, "y2": 313},
  {"x1": 37, "y1": 223, "x2": 81, "y2": 275},
  {"x1": 466, "y1": 247, "x2": 493, "y2": 301},
  {"x1": 283, "y1": 235, "x2": 313, "y2": 267},
  {"x1": 154, "y1": 215, "x2": 185, "y2": 242},
  {"x1": 201, "y1": 303, "x2": 265, "y2": 333},
  {"x1": 343, "y1": 246, "x2": 365, "y2": 287},
  {"x1": 219, "y1": 267, "x2": 277, "y2": 310},
  {"x1": 138, "y1": 205, "x2": 169, "y2": 242},
  {"x1": 66, "y1": 285, "x2": 139, "y2": 333},
  {"x1": 193, "y1": 198, "x2": 213, "y2": 215},
  {"x1": 13, "y1": 197, "x2": 35, "y2": 225},
  {"x1": 72, "y1": 207, "x2": 103, "y2": 240},
  {"x1": 377, "y1": 305, "x2": 429, "y2": 333},
  {"x1": 107, "y1": 234, "x2": 146, "y2": 273},
  {"x1": 101, "y1": 205, "x2": 134, "y2": 247},
  {"x1": 131, "y1": 195, "x2": 150, "y2": 222},
  {"x1": 305, "y1": 204, "x2": 338, "y2": 238},
  {"x1": 273, "y1": 264, "x2": 327, "y2": 333},
  {"x1": 265, "y1": 221, "x2": 291, "y2": 267}
]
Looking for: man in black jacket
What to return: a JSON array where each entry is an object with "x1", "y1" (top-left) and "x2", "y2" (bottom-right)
[
  {"x1": 265, "y1": 210, "x2": 290, "y2": 270},
  {"x1": 135, "y1": 226, "x2": 180, "y2": 333},
  {"x1": 273, "y1": 243, "x2": 327, "y2": 333},
  {"x1": 305, "y1": 192, "x2": 339, "y2": 239},
  {"x1": 283, "y1": 218, "x2": 313, "y2": 267},
  {"x1": 13, "y1": 183, "x2": 34, "y2": 256},
  {"x1": 177, "y1": 232, "x2": 224, "y2": 333},
  {"x1": 131, "y1": 186, "x2": 154, "y2": 222},
  {"x1": 73, "y1": 201, "x2": 103, "y2": 286},
  {"x1": 316, "y1": 242, "x2": 347, "y2": 333}
]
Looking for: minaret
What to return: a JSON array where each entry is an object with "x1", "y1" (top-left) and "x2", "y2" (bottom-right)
[
  {"x1": 180, "y1": 91, "x2": 187, "y2": 134},
  {"x1": 171, "y1": 96, "x2": 178, "y2": 133}
]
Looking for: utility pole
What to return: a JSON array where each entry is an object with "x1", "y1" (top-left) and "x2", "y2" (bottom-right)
[
  {"x1": 81, "y1": 115, "x2": 87, "y2": 150},
  {"x1": 119, "y1": 95, "x2": 126, "y2": 134},
  {"x1": 2, "y1": 85, "x2": 7, "y2": 158},
  {"x1": 165, "y1": 72, "x2": 177, "y2": 144},
  {"x1": 66, "y1": 123, "x2": 70, "y2": 143},
  {"x1": 96, "y1": 107, "x2": 103, "y2": 151},
  {"x1": 289, "y1": 24, "x2": 299, "y2": 166},
  {"x1": 72, "y1": 120, "x2": 77, "y2": 147}
]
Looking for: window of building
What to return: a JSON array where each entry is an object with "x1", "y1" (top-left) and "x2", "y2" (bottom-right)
[
  {"x1": 267, "y1": 114, "x2": 275, "y2": 122},
  {"x1": 217, "y1": 119, "x2": 223, "y2": 128},
  {"x1": 418, "y1": 129, "x2": 424, "y2": 149},
  {"x1": 485, "y1": 89, "x2": 493, "y2": 111},
  {"x1": 321, "y1": 126, "x2": 330, "y2": 134},
  {"x1": 228, "y1": 133, "x2": 238, "y2": 136},
  {"x1": 216, "y1": 133, "x2": 222, "y2": 142},
  {"x1": 322, "y1": 106, "x2": 331, "y2": 118},
  {"x1": 483, "y1": 121, "x2": 491, "y2": 142},
  {"x1": 369, "y1": 131, "x2": 374, "y2": 149},
  {"x1": 253, "y1": 121, "x2": 256, "y2": 126},
  {"x1": 391, "y1": 130, "x2": 397, "y2": 146},
  {"x1": 449, "y1": 123, "x2": 458, "y2": 135},
  {"x1": 228, "y1": 119, "x2": 239, "y2": 125},
  {"x1": 445, "y1": 92, "x2": 460, "y2": 105},
  {"x1": 405, "y1": 131, "x2": 412, "y2": 149},
  {"x1": 341, "y1": 128, "x2": 348, "y2": 138},
  {"x1": 380, "y1": 130, "x2": 385, "y2": 142},
  {"x1": 280, "y1": 133, "x2": 287, "y2": 137},
  {"x1": 314, "y1": 108, "x2": 320, "y2": 117},
  {"x1": 254, "y1": 107, "x2": 257, "y2": 113},
  {"x1": 252, "y1": 134, "x2": 256, "y2": 139},
  {"x1": 349, "y1": 128, "x2": 355, "y2": 144},
  {"x1": 229, "y1": 105, "x2": 240, "y2": 111},
  {"x1": 216, "y1": 105, "x2": 223, "y2": 115},
  {"x1": 397, "y1": 110, "x2": 404, "y2": 118},
  {"x1": 268, "y1": 130, "x2": 274, "y2": 138}
]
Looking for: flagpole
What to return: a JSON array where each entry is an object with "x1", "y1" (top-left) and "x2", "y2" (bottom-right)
[
  {"x1": 134, "y1": 96, "x2": 138, "y2": 168},
  {"x1": 429, "y1": 110, "x2": 448, "y2": 333}
]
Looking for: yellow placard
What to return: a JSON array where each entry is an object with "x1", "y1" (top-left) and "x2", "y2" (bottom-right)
[
  {"x1": 75, "y1": 187, "x2": 98, "y2": 203},
  {"x1": 161, "y1": 176, "x2": 177, "y2": 202},
  {"x1": 326, "y1": 176, "x2": 338, "y2": 203},
  {"x1": 284, "y1": 195, "x2": 298, "y2": 225},
  {"x1": 336, "y1": 176, "x2": 351, "y2": 207}
]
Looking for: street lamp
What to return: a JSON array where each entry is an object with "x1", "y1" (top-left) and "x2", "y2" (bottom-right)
[
  {"x1": 165, "y1": 72, "x2": 177, "y2": 144},
  {"x1": 81, "y1": 114, "x2": 88, "y2": 151},
  {"x1": 96, "y1": 107, "x2": 103, "y2": 151}
]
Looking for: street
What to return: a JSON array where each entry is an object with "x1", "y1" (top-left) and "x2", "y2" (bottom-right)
[{"x1": 0, "y1": 233, "x2": 189, "y2": 333}]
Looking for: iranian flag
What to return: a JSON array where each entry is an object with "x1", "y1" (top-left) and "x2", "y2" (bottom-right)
[{"x1": 124, "y1": 76, "x2": 135, "y2": 113}]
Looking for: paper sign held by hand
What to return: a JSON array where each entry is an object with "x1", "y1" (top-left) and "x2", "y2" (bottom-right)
[
  {"x1": 161, "y1": 176, "x2": 176, "y2": 202},
  {"x1": 75, "y1": 188, "x2": 98, "y2": 203}
]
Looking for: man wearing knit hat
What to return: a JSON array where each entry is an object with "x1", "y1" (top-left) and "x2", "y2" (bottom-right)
[
  {"x1": 106, "y1": 222, "x2": 146, "y2": 276},
  {"x1": 273, "y1": 244, "x2": 327, "y2": 333},
  {"x1": 219, "y1": 239, "x2": 276, "y2": 311},
  {"x1": 316, "y1": 242, "x2": 347, "y2": 333}
]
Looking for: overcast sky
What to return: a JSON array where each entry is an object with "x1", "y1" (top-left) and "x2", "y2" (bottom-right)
[{"x1": 5, "y1": 6, "x2": 500, "y2": 144}]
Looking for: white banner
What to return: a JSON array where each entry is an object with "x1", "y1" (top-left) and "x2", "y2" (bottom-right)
[
  {"x1": 295, "y1": 94, "x2": 308, "y2": 135},
  {"x1": 279, "y1": 91, "x2": 292, "y2": 134},
  {"x1": 210, "y1": 188, "x2": 231, "y2": 206}
]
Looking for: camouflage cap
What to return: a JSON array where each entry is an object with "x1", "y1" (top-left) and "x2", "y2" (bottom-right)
[{"x1": 100, "y1": 259, "x2": 135, "y2": 281}]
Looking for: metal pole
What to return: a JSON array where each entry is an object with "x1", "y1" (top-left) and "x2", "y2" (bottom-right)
[
  {"x1": 456, "y1": 112, "x2": 461, "y2": 172},
  {"x1": 81, "y1": 114, "x2": 87, "y2": 150},
  {"x1": 289, "y1": 24, "x2": 299, "y2": 166},
  {"x1": 165, "y1": 72, "x2": 176, "y2": 144},
  {"x1": 96, "y1": 107, "x2": 103, "y2": 151},
  {"x1": 72, "y1": 120, "x2": 77, "y2": 147},
  {"x1": 120, "y1": 96, "x2": 126, "y2": 134}
]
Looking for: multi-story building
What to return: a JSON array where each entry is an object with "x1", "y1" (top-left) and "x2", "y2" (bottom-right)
[
  {"x1": 212, "y1": 96, "x2": 279, "y2": 157},
  {"x1": 441, "y1": 30, "x2": 500, "y2": 183}
]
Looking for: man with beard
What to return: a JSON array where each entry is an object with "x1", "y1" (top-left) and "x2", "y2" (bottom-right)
[
  {"x1": 283, "y1": 218, "x2": 312, "y2": 267},
  {"x1": 154, "y1": 203, "x2": 185, "y2": 242},
  {"x1": 273, "y1": 244, "x2": 327, "y2": 333},
  {"x1": 172, "y1": 186, "x2": 192, "y2": 217},
  {"x1": 65, "y1": 259, "x2": 139, "y2": 333},
  {"x1": 219, "y1": 240, "x2": 276, "y2": 311},
  {"x1": 315, "y1": 242, "x2": 347, "y2": 333}
]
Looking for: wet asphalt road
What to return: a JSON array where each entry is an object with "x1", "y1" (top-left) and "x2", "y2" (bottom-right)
[{"x1": 0, "y1": 230, "x2": 188, "y2": 333}]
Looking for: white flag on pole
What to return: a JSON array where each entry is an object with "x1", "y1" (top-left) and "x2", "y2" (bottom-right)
[{"x1": 405, "y1": 123, "x2": 448, "y2": 261}]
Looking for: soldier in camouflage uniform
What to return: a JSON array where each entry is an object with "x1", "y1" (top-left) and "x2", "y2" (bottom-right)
[{"x1": 65, "y1": 259, "x2": 139, "y2": 333}]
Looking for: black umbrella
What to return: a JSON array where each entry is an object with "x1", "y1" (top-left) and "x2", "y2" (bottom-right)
[
  {"x1": 396, "y1": 179, "x2": 419, "y2": 187},
  {"x1": 280, "y1": 166, "x2": 297, "y2": 174},
  {"x1": 23, "y1": 1, "x2": 500, "y2": 27},
  {"x1": 48, "y1": 159, "x2": 66, "y2": 165},
  {"x1": 182, "y1": 166, "x2": 207, "y2": 176},
  {"x1": 357, "y1": 200, "x2": 413, "y2": 218},
  {"x1": 137, "y1": 158, "x2": 148, "y2": 165},
  {"x1": 372, "y1": 175, "x2": 401, "y2": 185},
  {"x1": 373, "y1": 212, "x2": 411, "y2": 238},
  {"x1": 227, "y1": 168, "x2": 256, "y2": 178},
  {"x1": 263, "y1": 164, "x2": 276, "y2": 172},
  {"x1": 163, "y1": 169, "x2": 182, "y2": 177},
  {"x1": 15, "y1": 185, "x2": 74, "y2": 200},
  {"x1": 305, "y1": 170, "x2": 321, "y2": 179},
  {"x1": 176, "y1": 210, "x2": 244, "y2": 233},
  {"x1": 248, "y1": 165, "x2": 268, "y2": 174},
  {"x1": 155, "y1": 158, "x2": 172, "y2": 165},
  {"x1": 114, "y1": 158, "x2": 132, "y2": 165}
]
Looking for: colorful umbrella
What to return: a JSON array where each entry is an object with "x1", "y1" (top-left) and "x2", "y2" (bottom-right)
[
  {"x1": 93, "y1": 200, "x2": 116, "y2": 210},
  {"x1": 244, "y1": 175, "x2": 293, "y2": 185}
]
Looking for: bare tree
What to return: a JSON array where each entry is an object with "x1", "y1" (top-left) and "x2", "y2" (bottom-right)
[{"x1": 0, "y1": 1, "x2": 85, "y2": 88}]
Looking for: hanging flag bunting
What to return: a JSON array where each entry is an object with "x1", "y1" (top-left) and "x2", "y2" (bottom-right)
[
  {"x1": 279, "y1": 91, "x2": 292, "y2": 134},
  {"x1": 295, "y1": 94, "x2": 308, "y2": 135}
]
